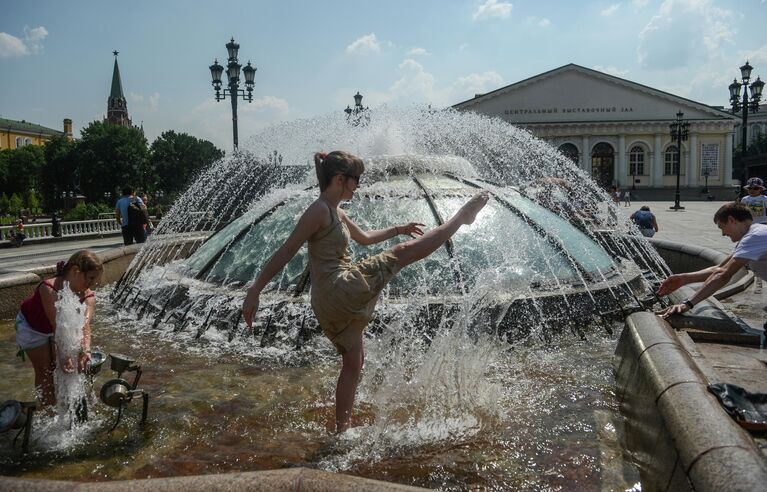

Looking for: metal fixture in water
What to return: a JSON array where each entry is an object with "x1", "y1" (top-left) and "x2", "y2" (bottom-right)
[
  {"x1": 0, "y1": 400, "x2": 36, "y2": 452},
  {"x1": 99, "y1": 353, "x2": 149, "y2": 431}
]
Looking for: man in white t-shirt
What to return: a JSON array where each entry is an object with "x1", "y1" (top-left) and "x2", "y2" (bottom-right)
[
  {"x1": 657, "y1": 202, "x2": 767, "y2": 317},
  {"x1": 739, "y1": 177, "x2": 767, "y2": 224}
]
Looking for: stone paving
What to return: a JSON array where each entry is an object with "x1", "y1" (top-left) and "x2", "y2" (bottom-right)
[
  {"x1": 619, "y1": 200, "x2": 735, "y2": 254},
  {"x1": 0, "y1": 236, "x2": 125, "y2": 273}
]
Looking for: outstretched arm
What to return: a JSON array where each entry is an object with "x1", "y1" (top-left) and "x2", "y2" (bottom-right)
[
  {"x1": 339, "y1": 209, "x2": 424, "y2": 246},
  {"x1": 657, "y1": 256, "x2": 746, "y2": 317},
  {"x1": 242, "y1": 204, "x2": 323, "y2": 327},
  {"x1": 657, "y1": 253, "x2": 733, "y2": 296}
]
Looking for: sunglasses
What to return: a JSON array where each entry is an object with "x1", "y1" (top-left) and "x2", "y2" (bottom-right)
[{"x1": 343, "y1": 174, "x2": 362, "y2": 185}]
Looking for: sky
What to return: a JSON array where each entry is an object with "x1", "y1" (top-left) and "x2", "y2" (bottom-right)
[{"x1": 1, "y1": 0, "x2": 766, "y2": 151}]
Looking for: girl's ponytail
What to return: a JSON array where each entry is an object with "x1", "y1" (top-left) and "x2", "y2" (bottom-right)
[{"x1": 314, "y1": 152, "x2": 328, "y2": 191}]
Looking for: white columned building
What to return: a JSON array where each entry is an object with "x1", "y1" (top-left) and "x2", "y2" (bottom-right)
[{"x1": 453, "y1": 64, "x2": 737, "y2": 192}]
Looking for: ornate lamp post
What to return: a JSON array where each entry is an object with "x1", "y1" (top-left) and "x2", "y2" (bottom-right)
[
  {"x1": 209, "y1": 38, "x2": 257, "y2": 151},
  {"x1": 669, "y1": 110, "x2": 690, "y2": 211},
  {"x1": 344, "y1": 91, "x2": 369, "y2": 125},
  {"x1": 729, "y1": 61, "x2": 764, "y2": 192}
]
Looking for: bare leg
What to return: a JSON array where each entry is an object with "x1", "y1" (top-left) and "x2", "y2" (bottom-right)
[
  {"x1": 336, "y1": 335, "x2": 364, "y2": 434},
  {"x1": 26, "y1": 342, "x2": 56, "y2": 407},
  {"x1": 392, "y1": 191, "x2": 489, "y2": 269}
]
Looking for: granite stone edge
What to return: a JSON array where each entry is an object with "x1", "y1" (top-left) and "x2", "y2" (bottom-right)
[{"x1": 623, "y1": 312, "x2": 767, "y2": 490}]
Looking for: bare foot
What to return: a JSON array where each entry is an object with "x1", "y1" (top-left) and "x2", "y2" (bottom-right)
[{"x1": 457, "y1": 191, "x2": 490, "y2": 225}]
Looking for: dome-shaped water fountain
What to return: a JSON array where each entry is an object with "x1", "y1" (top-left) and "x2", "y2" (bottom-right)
[{"x1": 113, "y1": 150, "x2": 661, "y2": 348}]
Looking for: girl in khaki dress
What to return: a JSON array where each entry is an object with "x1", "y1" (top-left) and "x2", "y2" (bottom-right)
[{"x1": 243, "y1": 151, "x2": 488, "y2": 433}]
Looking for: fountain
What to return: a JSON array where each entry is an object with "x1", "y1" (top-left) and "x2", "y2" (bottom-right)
[{"x1": 0, "y1": 106, "x2": 669, "y2": 489}]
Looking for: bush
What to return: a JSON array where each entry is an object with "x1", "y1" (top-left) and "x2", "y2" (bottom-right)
[{"x1": 63, "y1": 203, "x2": 113, "y2": 221}]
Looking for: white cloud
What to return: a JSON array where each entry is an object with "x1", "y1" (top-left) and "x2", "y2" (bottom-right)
[
  {"x1": 129, "y1": 92, "x2": 144, "y2": 103},
  {"x1": 638, "y1": 0, "x2": 736, "y2": 70},
  {"x1": 600, "y1": 3, "x2": 622, "y2": 16},
  {"x1": 453, "y1": 71, "x2": 504, "y2": 97},
  {"x1": 632, "y1": 0, "x2": 649, "y2": 7},
  {"x1": 459, "y1": 43, "x2": 470, "y2": 51},
  {"x1": 390, "y1": 59, "x2": 436, "y2": 98},
  {"x1": 593, "y1": 65, "x2": 629, "y2": 77},
  {"x1": 0, "y1": 33, "x2": 27, "y2": 57},
  {"x1": 0, "y1": 25, "x2": 48, "y2": 57},
  {"x1": 149, "y1": 92, "x2": 160, "y2": 111},
  {"x1": 739, "y1": 44, "x2": 767, "y2": 67},
  {"x1": 526, "y1": 16, "x2": 551, "y2": 27},
  {"x1": 345, "y1": 33, "x2": 382, "y2": 55},
  {"x1": 472, "y1": 0, "x2": 513, "y2": 21},
  {"x1": 406, "y1": 47, "x2": 431, "y2": 56}
]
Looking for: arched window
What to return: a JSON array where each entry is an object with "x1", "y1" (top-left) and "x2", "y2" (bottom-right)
[
  {"x1": 629, "y1": 146, "x2": 645, "y2": 176},
  {"x1": 664, "y1": 145, "x2": 685, "y2": 175},
  {"x1": 557, "y1": 143, "x2": 579, "y2": 163},
  {"x1": 15, "y1": 137, "x2": 23, "y2": 148},
  {"x1": 24, "y1": 138, "x2": 32, "y2": 146}
]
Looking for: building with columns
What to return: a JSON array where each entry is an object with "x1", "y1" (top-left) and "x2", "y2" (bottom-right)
[{"x1": 453, "y1": 64, "x2": 737, "y2": 192}]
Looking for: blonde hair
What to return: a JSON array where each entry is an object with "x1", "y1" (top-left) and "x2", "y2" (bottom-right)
[
  {"x1": 56, "y1": 250, "x2": 104, "y2": 277},
  {"x1": 313, "y1": 151, "x2": 364, "y2": 192}
]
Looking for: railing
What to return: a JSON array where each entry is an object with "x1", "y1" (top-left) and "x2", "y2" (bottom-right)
[{"x1": 0, "y1": 219, "x2": 122, "y2": 242}]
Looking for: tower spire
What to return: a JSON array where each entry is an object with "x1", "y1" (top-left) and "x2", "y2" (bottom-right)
[{"x1": 106, "y1": 50, "x2": 131, "y2": 127}]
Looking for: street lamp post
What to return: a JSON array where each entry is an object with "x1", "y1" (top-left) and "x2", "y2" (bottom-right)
[
  {"x1": 209, "y1": 38, "x2": 257, "y2": 151},
  {"x1": 729, "y1": 61, "x2": 764, "y2": 194},
  {"x1": 344, "y1": 91, "x2": 369, "y2": 125},
  {"x1": 669, "y1": 110, "x2": 690, "y2": 211},
  {"x1": 702, "y1": 167, "x2": 710, "y2": 194}
]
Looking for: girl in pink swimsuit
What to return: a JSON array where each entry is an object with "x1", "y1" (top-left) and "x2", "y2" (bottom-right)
[
  {"x1": 16, "y1": 250, "x2": 103, "y2": 407},
  {"x1": 243, "y1": 151, "x2": 489, "y2": 433}
]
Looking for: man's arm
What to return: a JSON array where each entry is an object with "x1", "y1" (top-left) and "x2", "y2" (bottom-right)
[
  {"x1": 657, "y1": 253, "x2": 733, "y2": 296},
  {"x1": 657, "y1": 256, "x2": 747, "y2": 317}
]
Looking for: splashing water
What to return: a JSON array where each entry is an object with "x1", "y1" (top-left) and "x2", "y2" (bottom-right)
[{"x1": 29, "y1": 284, "x2": 101, "y2": 450}]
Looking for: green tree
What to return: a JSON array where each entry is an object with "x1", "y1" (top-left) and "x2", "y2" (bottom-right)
[
  {"x1": 1, "y1": 145, "x2": 45, "y2": 196},
  {"x1": 76, "y1": 121, "x2": 149, "y2": 203},
  {"x1": 8, "y1": 193, "x2": 23, "y2": 217},
  {"x1": 26, "y1": 190, "x2": 42, "y2": 215},
  {"x1": 0, "y1": 193, "x2": 9, "y2": 214},
  {"x1": 0, "y1": 150, "x2": 9, "y2": 194},
  {"x1": 41, "y1": 134, "x2": 78, "y2": 212},
  {"x1": 149, "y1": 131, "x2": 224, "y2": 195}
]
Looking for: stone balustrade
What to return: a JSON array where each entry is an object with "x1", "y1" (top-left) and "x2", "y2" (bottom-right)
[{"x1": 0, "y1": 218, "x2": 122, "y2": 242}]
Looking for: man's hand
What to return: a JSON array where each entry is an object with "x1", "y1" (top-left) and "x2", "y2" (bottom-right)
[
  {"x1": 656, "y1": 303, "x2": 691, "y2": 318},
  {"x1": 657, "y1": 274, "x2": 686, "y2": 296}
]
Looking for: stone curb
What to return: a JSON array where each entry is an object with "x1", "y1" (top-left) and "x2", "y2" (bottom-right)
[
  {"x1": 0, "y1": 467, "x2": 428, "y2": 491},
  {"x1": 0, "y1": 245, "x2": 141, "y2": 319},
  {"x1": 616, "y1": 312, "x2": 767, "y2": 491}
]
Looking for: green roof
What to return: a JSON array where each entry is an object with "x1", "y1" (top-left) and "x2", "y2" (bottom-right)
[
  {"x1": 0, "y1": 117, "x2": 63, "y2": 136},
  {"x1": 109, "y1": 58, "x2": 125, "y2": 100}
]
